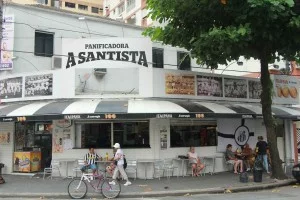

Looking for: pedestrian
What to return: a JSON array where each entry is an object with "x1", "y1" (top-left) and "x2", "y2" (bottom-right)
[
  {"x1": 256, "y1": 136, "x2": 270, "y2": 173},
  {"x1": 109, "y1": 143, "x2": 131, "y2": 186}
]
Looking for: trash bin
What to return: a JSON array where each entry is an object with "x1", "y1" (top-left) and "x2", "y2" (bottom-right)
[
  {"x1": 292, "y1": 163, "x2": 300, "y2": 183},
  {"x1": 0, "y1": 163, "x2": 4, "y2": 175},
  {"x1": 253, "y1": 158, "x2": 263, "y2": 182}
]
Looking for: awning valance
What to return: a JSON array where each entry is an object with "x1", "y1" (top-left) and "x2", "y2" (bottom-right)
[{"x1": 0, "y1": 99, "x2": 299, "y2": 122}]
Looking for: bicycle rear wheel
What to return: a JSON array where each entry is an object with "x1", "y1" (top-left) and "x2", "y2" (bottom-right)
[
  {"x1": 101, "y1": 179, "x2": 121, "y2": 199},
  {"x1": 68, "y1": 178, "x2": 88, "y2": 199}
]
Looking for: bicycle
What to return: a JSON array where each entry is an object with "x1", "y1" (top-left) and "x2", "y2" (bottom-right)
[{"x1": 68, "y1": 170, "x2": 121, "y2": 199}]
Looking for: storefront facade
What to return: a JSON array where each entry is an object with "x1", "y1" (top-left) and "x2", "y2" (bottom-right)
[{"x1": 0, "y1": 3, "x2": 299, "y2": 177}]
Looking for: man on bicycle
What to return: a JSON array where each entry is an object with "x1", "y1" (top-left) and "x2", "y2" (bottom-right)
[{"x1": 81, "y1": 147, "x2": 100, "y2": 174}]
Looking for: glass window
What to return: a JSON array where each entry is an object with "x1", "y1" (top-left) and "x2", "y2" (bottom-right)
[
  {"x1": 126, "y1": 0, "x2": 135, "y2": 12},
  {"x1": 78, "y1": 4, "x2": 88, "y2": 10},
  {"x1": 177, "y1": 51, "x2": 191, "y2": 70},
  {"x1": 92, "y1": 7, "x2": 99, "y2": 13},
  {"x1": 65, "y1": 2, "x2": 75, "y2": 8},
  {"x1": 34, "y1": 31, "x2": 54, "y2": 57},
  {"x1": 81, "y1": 123, "x2": 111, "y2": 148},
  {"x1": 152, "y1": 48, "x2": 164, "y2": 68},
  {"x1": 118, "y1": 3, "x2": 125, "y2": 14},
  {"x1": 113, "y1": 122, "x2": 149, "y2": 148},
  {"x1": 170, "y1": 124, "x2": 217, "y2": 147}
]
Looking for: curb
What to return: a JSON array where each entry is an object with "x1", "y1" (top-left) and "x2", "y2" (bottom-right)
[{"x1": 0, "y1": 180, "x2": 296, "y2": 199}]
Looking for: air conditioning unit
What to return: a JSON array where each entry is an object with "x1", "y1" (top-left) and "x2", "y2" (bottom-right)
[
  {"x1": 51, "y1": 56, "x2": 62, "y2": 70},
  {"x1": 94, "y1": 68, "x2": 107, "y2": 76}
]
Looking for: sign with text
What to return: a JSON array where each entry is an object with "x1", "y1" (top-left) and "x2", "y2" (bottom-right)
[
  {"x1": 224, "y1": 78, "x2": 247, "y2": 98},
  {"x1": 0, "y1": 15, "x2": 14, "y2": 70},
  {"x1": 0, "y1": 77, "x2": 23, "y2": 99},
  {"x1": 197, "y1": 75, "x2": 223, "y2": 97},
  {"x1": 62, "y1": 38, "x2": 152, "y2": 69},
  {"x1": 165, "y1": 74, "x2": 195, "y2": 95},
  {"x1": 272, "y1": 75, "x2": 299, "y2": 105}
]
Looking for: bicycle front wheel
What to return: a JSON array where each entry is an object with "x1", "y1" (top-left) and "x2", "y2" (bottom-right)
[
  {"x1": 101, "y1": 179, "x2": 121, "y2": 199},
  {"x1": 68, "y1": 178, "x2": 88, "y2": 199}
]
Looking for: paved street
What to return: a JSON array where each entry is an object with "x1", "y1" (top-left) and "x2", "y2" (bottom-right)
[{"x1": 0, "y1": 185, "x2": 299, "y2": 200}]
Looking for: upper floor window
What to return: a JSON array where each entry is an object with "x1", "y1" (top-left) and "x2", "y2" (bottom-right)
[
  {"x1": 78, "y1": 4, "x2": 88, "y2": 11},
  {"x1": 126, "y1": 0, "x2": 135, "y2": 12},
  {"x1": 92, "y1": 7, "x2": 99, "y2": 13},
  {"x1": 152, "y1": 48, "x2": 164, "y2": 68},
  {"x1": 65, "y1": 2, "x2": 75, "y2": 8},
  {"x1": 177, "y1": 51, "x2": 191, "y2": 71},
  {"x1": 118, "y1": 3, "x2": 125, "y2": 15},
  {"x1": 34, "y1": 31, "x2": 54, "y2": 57}
]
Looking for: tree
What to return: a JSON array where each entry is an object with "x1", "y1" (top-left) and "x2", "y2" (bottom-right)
[{"x1": 144, "y1": 0, "x2": 300, "y2": 179}]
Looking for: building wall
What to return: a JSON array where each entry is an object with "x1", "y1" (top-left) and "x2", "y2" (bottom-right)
[{"x1": 0, "y1": 122, "x2": 14, "y2": 174}]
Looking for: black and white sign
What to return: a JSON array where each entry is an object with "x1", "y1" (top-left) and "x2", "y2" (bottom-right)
[
  {"x1": 249, "y1": 80, "x2": 262, "y2": 99},
  {"x1": 197, "y1": 75, "x2": 223, "y2": 97},
  {"x1": 0, "y1": 77, "x2": 22, "y2": 99},
  {"x1": 25, "y1": 74, "x2": 53, "y2": 97},
  {"x1": 224, "y1": 78, "x2": 247, "y2": 98}
]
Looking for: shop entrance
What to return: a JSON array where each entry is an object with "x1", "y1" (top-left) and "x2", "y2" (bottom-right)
[
  {"x1": 34, "y1": 134, "x2": 52, "y2": 169},
  {"x1": 14, "y1": 122, "x2": 53, "y2": 172}
]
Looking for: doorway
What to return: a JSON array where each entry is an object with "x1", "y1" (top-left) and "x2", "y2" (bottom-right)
[{"x1": 34, "y1": 134, "x2": 52, "y2": 169}]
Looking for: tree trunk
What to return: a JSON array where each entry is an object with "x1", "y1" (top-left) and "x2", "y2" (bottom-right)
[{"x1": 260, "y1": 55, "x2": 287, "y2": 179}]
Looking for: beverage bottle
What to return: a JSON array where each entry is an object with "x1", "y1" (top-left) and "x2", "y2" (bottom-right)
[{"x1": 105, "y1": 152, "x2": 108, "y2": 161}]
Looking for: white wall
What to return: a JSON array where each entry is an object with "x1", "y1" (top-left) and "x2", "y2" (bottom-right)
[{"x1": 0, "y1": 122, "x2": 14, "y2": 174}]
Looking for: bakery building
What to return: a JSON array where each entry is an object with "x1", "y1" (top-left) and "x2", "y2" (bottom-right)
[{"x1": 0, "y1": 3, "x2": 299, "y2": 178}]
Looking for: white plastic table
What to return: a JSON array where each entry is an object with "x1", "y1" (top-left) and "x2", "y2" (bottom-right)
[
  {"x1": 56, "y1": 158, "x2": 76, "y2": 179},
  {"x1": 173, "y1": 158, "x2": 190, "y2": 177},
  {"x1": 137, "y1": 159, "x2": 155, "y2": 180},
  {"x1": 203, "y1": 155, "x2": 224, "y2": 174}
]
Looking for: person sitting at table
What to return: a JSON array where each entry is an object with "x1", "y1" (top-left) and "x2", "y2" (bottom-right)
[
  {"x1": 81, "y1": 147, "x2": 100, "y2": 174},
  {"x1": 187, "y1": 146, "x2": 205, "y2": 176},
  {"x1": 241, "y1": 143, "x2": 253, "y2": 171},
  {"x1": 225, "y1": 144, "x2": 243, "y2": 174}
]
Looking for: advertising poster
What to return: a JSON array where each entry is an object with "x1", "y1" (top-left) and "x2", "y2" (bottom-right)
[
  {"x1": 14, "y1": 152, "x2": 30, "y2": 172},
  {"x1": 0, "y1": 77, "x2": 23, "y2": 99},
  {"x1": 273, "y1": 75, "x2": 299, "y2": 104},
  {"x1": 0, "y1": 132, "x2": 10, "y2": 144},
  {"x1": 197, "y1": 75, "x2": 223, "y2": 97},
  {"x1": 62, "y1": 38, "x2": 152, "y2": 69},
  {"x1": 249, "y1": 80, "x2": 262, "y2": 99},
  {"x1": 165, "y1": 74, "x2": 195, "y2": 95},
  {"x1": 75, "y1": 68, "x2": 139, "y2": 95},
  {"x1": 25, "y1": 74, "x2": 53, "y2": 97},
  {"x1": 53, "y1": 132, "x2": 63, "y2": 153},
  {"x1": 224, "y1": 78, "x2": 247, "y2": 98},
  {"x1": 0, "y1": 15, "x2": 14, "y2": 70}
]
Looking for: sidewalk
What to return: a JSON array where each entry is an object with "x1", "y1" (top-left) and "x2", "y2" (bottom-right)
[{"x1": 0, "y1": 172, "x2": 296, "y2": 199}]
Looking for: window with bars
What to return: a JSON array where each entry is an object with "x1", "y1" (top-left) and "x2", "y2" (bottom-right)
[{"x1": 34, "y1": 31, "x2": 54, "y2": 57}]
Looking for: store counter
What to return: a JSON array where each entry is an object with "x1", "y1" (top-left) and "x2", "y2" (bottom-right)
[{"x1": 13, "y1": 151, "x2": 41, "y2": 172}]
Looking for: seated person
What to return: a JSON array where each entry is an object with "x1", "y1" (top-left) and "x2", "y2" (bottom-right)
[
  {"x1": 187, "y1": 146, "x2": 205, "y2": 176},
  {"x1": 225, "y1": 144, "x2": 243, "y2": 174},
  {"x1": 81, "y1": 147, "x2": 100, "y2": 174},
  {"x1": 242, "y1": 143, "x2": 254, "y2": 171}
]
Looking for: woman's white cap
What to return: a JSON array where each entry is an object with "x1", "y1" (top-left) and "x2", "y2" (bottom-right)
[{"x1": 113, "y1": 143, "x2": 120, "y2": 149}]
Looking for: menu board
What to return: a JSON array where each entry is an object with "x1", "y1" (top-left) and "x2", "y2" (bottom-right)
[
  {"x1": 165, "y1": 74, "x2": 195, "y2": 95},
  {"x1": 197, "y1": 75, "x2": 223, "y2": 97}
]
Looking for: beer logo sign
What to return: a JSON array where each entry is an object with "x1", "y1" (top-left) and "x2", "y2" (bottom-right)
[{"x1": 234, "y1": 125, "x2": 250, "y2": 146}]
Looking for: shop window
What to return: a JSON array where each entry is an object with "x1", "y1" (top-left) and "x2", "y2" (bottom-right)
[
  {"x1": 92, "y1": 7, "x2": 99, "y2": 13},
  {"x1": 113, "y1": 122, "x2": 150, "y2": 148},
  {"x1": 177, "y1": 51, "x2": 191, "y2": 71},
  {"x1": 78, "y1": 4, "x2": 88, "y2": 11},
  {"x1": 81, "y1": 123, "x2": 111, "y2": 148},
  {"x1": 170, "y1": 124, "x2": 217, "y2": 147},
  {"x1": 65, "y1": 2, "x2": 75, "y2": 8},
  {"x1": 34, "y1": 31, "x2": 54, "y2": 57},
  {"x1": 152, "y1": 48, "x2": 164, "y2": 68}
]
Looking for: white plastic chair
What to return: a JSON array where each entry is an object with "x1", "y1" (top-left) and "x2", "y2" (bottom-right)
[
  {"x1": 154, "y1": 160, "x2": 164, "y2": 180},
  {"x1": 163, "y1": 158, "x2": 179, "y2": 179},
  {"x1": 43, "y1": 159, "x2": 61, "y2": 179},
  {"x1": 72, "y1": 159, "x2": 85, "y2": 178},
  {"x1": 125, "y1": 160, "x2": 137, "y2": 180},
  {"x1": 202, "y1": 157, "x2": 213, "y2": 176}
]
